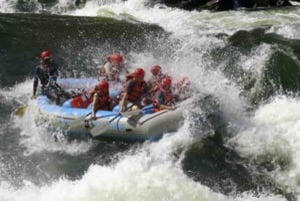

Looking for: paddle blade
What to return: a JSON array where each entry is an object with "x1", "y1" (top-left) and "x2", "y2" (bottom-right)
[
  {"x1": 90, "y1": 121, "x2": 110, "y2": 137},
  {"x1": 89, "y1": 113, "x2": 122, "y2": 137},
  {"x1": 68, "y1": 113, "x2": 91, "y2": 131},
  {"x1": 15, "y1": 105, "x2": 28, "y2": 117},
  {"x1": 121, "y1": 109, "x2": 140, "y2": 118}
]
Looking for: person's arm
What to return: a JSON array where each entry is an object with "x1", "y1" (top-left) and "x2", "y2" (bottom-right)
[
  {"x1": 91, "y1": 93, "x2": 99, "y2": 118},
  {"x1": 119, "y1": 93, "x2": 128, "y2": 113},
  {"x1": 119, "y1": 80, "x2": 134, "y2": 112},
  {"x1": 103, "y1": 62, "x2": 113, "y2": 79},
  {"x1": 159, "y1": 104, "x2": 174, "y2": 110}
]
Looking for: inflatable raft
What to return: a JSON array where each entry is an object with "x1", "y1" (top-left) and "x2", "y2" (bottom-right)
[{"x1": 35, "y1": 79, "x2": 184, "y2": 142}]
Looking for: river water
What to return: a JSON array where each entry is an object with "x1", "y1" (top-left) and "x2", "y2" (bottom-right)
[{"x1": 0, "y1": 0, "x2": 300, "y2": 200}]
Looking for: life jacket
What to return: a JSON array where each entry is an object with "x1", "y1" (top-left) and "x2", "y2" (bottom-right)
[
  {"x1": 70, "y1": 91, "x2": 91, "y2": 108},
  {"x1": 38, "y1": 66, "x2": 50, "y2": 86},
  {"x1": 38, "y1": 61, "x2": 59, "y2": 86},
  {"x1": 127, "y1": 79, "x2": 147, "y2": 102},
  {"x1": 149, "y1": 83, "x2": 173, "y2": 100},
  {"x1": 152, "y1": 87, "x2": 174, "y2": 112},
  {"x1": 162, "y1": 88, "x2": 174, "y2": 105},
  {"x1": 90, "y1": 88, "x2": 111, "y2": 110}
]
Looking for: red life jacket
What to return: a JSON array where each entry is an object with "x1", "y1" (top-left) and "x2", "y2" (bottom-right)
[
  {"x1": 90, "y1": 88, "x2": 111, "y2": 110},
  {"x1": 162, "y1": 88, "x2": 174, "y2": 105},
  {"x1": 149, "y1": 84, "x2": 173, "y2": 102},
  {"x1": 127, "y1": 80, "x2": 147, "y2": 102},
  {"x1": 152, "y1": 87, "x2": 174, "y2": 112},
  {"x1": 70, "y1": 92, "x2": 91, "y2": 108}
]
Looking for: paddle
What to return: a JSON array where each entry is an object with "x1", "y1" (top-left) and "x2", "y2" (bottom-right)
[
  {"x1": 89, "y1": 110, "x2": 141, "y2": 137},
  {"x1": 121, "y1": 109, "x2": 141, "y2": 118},
  {"x1": 68, "y1": 112, "x2": 92, "y2": 131},
  {"x1": 14, "y1": 105, "x2": 28, "y2": 117},
  {"x1": 89, "y1": 113, "x2": 121, "y2": 137}
]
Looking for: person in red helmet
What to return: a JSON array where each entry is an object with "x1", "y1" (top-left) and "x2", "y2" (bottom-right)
[
  {"x1": 150, "y1": 65, "x2": 162, "y2": 76},
  {"x1": 152, "y1": 77, "x2": 175, "y2": 111},
  {"x1": 119, "y1": 68, "x2": 149, "y2": 112},
  {"x1": 40, "y1": 51, "x2": 51, "y2": 60},
  {"x1": 106, "y1": 53, "x2": 123, "y2": 64},
  {"x1": 69, "y1": 80, "x2": 111, "y2": 113},
  {"x1": 90, "y1": 80, "x2": 111, "y2": 119},
  {"x1": 32, "y1": 50, "x2": 63, "y2": 103},
  {"x1": 98, "y1": 53, "x2": 128, "y2": 82},
  {"x1": 148, "y1": 65, "x2": 168, "y2": 89}
]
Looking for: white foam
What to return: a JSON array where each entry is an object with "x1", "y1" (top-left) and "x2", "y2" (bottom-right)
[
  {"x1": 2, "y1": 1, "x2": 300, "y2": 200},
  {"x1": 227, "y1": 96, "x2": 300, "y2": 199},
  {"x1": 66, "y1": 1, "x2": 300, "y2": 40},
  {"x1": 0, "y1": 0, "x2": 18, "y2": 13},
  {"x1": 0, "y1": 80, "x2": 93, "y2": 155},
  {"x1": 0, "y1": 133, "x2": 287, "y2": 201}
]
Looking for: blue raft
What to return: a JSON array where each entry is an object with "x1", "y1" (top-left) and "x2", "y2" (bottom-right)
[{"x1": 35, "y1": 79, "x2": 184, "y2": 142}]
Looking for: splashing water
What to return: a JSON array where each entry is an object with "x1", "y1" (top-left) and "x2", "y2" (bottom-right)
[{"x1": 1, "y1": 0, "x2": 300, "y2": 200}]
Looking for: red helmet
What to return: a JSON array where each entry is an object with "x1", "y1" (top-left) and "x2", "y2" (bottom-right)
[
  {"x1": 96, "y1": 80, "x2": 109, "y2": 91},
  {"x1": 133, "y1": 68, "x2": 145, "y2": 79},
  {"x1": 150, "y1": 65, "x2": 161, "y2": 76},
  {"x1": 161, "y1": 77, "x2": 172, "y2": 88},
  {"x1": 40, "y1": 50, "x2": 51, "y2": 60},
  {"x1": 108, "y1": 53, "x2": 123, "y2": 64}
]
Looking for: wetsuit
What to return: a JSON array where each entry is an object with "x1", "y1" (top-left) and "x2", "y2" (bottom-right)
[{"x1": 33, "y1": 60, "x2": 59, "y2": 96}]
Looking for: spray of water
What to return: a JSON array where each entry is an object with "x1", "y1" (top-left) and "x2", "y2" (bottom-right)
[
  {"x1": 0, "y1": 80, "x2": 93, "y2": 155},
  {"x1": 1, "y1": 0, "x2": 300, "y2": 200},
  {"x1": 227, "y1": 95, "x2": 300, "y2": 200}
]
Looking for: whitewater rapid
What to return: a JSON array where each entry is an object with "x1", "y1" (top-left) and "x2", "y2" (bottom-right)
[{"x1": 1, "y1": 0, "x2": 300, "y2": 200}]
